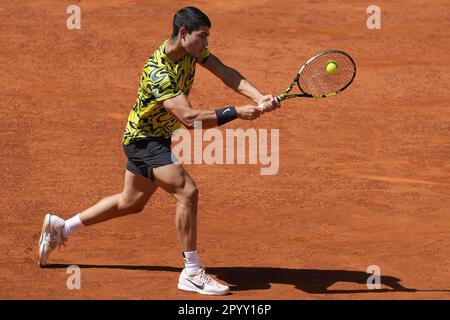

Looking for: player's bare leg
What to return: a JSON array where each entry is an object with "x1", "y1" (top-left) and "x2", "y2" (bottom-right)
[
  {"x1": 152, "y1": 164, "x2": 198, "y2": 252},
  {"x1": 38, "y1": 169, "x2": 157, "y2": 266},
  {"x1": 79, "y1": 169, "x2": 158, "y2": 226},
  {"x1": 152, "y1": 163, "x2": 230, "y2": 295}
]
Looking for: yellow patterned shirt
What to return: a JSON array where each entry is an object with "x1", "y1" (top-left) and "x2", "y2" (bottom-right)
[{"x1": 122, "y1": 39, "x2": 211, "y2": 145}]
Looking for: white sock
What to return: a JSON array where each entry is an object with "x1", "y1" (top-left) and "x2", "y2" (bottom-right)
[
  {"x1": 61, "y1": 214, "x2": 85, "y2": 238},
  {"x1": 183, "y1": 250, "x2": 202, "y2": 275}
]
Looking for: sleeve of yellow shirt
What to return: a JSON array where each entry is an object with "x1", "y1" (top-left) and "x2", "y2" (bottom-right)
[{"x1": 197, "y1": 47, "x2": 211, "y2": 64}]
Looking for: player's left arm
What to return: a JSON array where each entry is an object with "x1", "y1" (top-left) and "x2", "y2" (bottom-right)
[{"x1": 201, "y1": 54, "x2": 279, "y2": 111}]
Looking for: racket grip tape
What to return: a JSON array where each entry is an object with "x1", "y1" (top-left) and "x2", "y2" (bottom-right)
[{"x1": 257, "y1": 96, "x2": 281, "y2": 111}]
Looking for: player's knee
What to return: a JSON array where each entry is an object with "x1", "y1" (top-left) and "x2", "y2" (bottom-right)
[
  {"x1": 179, "y1": 183, "x2": 198, "y2": 205},
  {"x1": 185, "y1": 184, "x2": 199, "y2": 202}
]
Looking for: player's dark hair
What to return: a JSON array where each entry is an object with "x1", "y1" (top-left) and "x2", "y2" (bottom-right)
[{"x1": 171, "y1": 7, "x2": 211, "y2": 39}]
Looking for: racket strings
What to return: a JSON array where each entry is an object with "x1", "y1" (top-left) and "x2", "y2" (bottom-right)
[{"x1": 298, "y1": 52, "x2": 355, "y2": 96}]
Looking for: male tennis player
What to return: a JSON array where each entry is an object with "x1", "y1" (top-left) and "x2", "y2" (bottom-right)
[{"x1": 38, "y1": 6, "x2": 280, "y2": 296}]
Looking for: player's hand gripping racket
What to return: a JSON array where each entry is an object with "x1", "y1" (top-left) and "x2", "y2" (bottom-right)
[{"x1": 258, "y1": 50, "x2": 356, "y2": 110}]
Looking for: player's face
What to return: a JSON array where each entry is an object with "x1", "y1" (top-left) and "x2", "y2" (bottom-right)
[{"x1": 182, "y1": 25, "x2": 209, "y2": 58}]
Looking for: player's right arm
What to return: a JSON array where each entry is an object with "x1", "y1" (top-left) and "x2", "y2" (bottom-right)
[{"x1": 163, "y1": 94, "x2": 262, "y2": 129}]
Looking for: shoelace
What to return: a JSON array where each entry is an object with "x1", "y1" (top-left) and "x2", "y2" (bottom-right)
[
  {"x1": 57, "y1": 237, "x2": 67, "y2": 252},
  {"x1": 45, "y1": 229, "x2": 67, "y2": 251},
  {"x1": 199, "y1": 266, "x2": 217, "y2": 286}
]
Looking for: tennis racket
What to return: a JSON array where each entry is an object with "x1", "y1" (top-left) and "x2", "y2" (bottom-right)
[{"x1": 259, "y1": 50, "x2": 356, "y2": 109}]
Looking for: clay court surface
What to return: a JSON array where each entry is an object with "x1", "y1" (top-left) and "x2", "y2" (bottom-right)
[{"x1": 1, "y1": 0, "x2": 450, "y2": 299}]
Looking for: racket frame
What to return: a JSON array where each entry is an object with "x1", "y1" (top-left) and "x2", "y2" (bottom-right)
[{"x1": 277, "y1": 50, "x2": 356, "y2": 101}]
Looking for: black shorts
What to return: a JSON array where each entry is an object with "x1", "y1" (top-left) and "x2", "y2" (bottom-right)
[{"x1": 123, "y1": 137, "x2": 174, "y2": 180}]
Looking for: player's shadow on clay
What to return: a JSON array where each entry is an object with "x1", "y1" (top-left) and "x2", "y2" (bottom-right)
[
  {"x1": 213, "y1": 267, "x2": 417, "y2": 294},
  {"x1": 45, "y1": 264, "x2": 423, "y2": 294}
]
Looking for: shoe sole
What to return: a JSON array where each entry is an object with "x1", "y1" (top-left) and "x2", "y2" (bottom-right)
[
  {"x1": 177, "y1": 282, "x2": 230, "y2": 296},
  {"x1": 38, "y1": 213, "x2": 51, "y2": 267}
]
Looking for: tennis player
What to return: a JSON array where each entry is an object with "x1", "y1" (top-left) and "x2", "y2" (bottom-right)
[{"x1": 38, "y1": 6, "x2": 280, "y2": 296}]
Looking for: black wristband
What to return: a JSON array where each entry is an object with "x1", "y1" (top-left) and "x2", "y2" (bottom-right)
[{"x1": 215, "y1": 106, "x2": 238, "y2": 126}]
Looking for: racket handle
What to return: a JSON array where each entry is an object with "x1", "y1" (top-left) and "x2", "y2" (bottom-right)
[{"x1": 257, "y1": 96, "x2": 281, "y2": 111}]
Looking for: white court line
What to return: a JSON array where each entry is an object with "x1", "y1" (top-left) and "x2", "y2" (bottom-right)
[{"x1": 354, "y1": 175, "x2": 447, "y2": 186}]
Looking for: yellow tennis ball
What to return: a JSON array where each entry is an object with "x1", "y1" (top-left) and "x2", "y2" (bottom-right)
[{"x1": 326, "y1": 61, "x2": 337, "y2": 74}]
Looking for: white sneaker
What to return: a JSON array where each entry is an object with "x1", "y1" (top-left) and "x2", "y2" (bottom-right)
[
  {"x1": 178, "y1": 266, "x2": 230, "y2": 296},
  {"x1": 38, "y1": 213, "x2": 67, "y2": 267}
]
